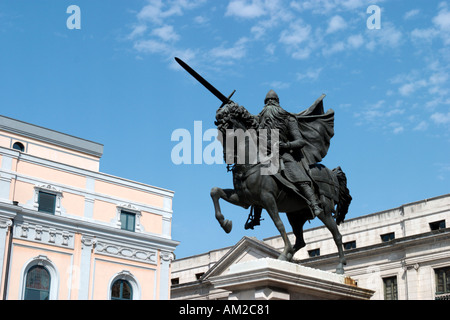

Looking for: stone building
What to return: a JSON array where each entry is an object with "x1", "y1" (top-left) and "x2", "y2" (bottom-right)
[
  {"x1": 0, "y1": 115, "x2": 178, "y2": 300},
  {"x1": 171, "y1": 193, "x2": 450, "y2": 300}
]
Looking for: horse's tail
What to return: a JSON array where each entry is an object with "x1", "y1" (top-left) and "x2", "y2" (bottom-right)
[{"x1": 332, "y1": 166, "x2": 352, "y2": 225}]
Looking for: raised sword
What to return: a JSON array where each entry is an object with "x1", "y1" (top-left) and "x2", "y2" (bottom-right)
[{"x1": 175, "y1": 57, "x2": 236, "y2": 108}]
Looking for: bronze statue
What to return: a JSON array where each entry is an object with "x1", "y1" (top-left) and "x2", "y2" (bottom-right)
[{"x1": 175, "y1": 58, "x2": 352, "y2": 274}]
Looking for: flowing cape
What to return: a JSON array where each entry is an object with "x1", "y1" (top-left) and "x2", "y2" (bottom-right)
[{"x1": 293, "y1": 94, "x2": 334, "y2": 164}]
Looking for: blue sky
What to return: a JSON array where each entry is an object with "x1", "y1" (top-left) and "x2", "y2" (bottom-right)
[{"x1": 0, "y1": 0, "x2": 449, "y2": 259}]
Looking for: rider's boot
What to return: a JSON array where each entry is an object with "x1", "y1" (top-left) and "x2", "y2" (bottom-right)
[{"x1": 298, "y1": 183, "x2": 323, "y2": 218}]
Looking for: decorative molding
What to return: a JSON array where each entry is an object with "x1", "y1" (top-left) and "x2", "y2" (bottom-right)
[
  {"x1": 96, "y1": 241, "x2": 157, "y2": 264},
  {"x1": 14, "y1": 220, "x2": 74, "y2": 248},
  {"x1": 0, "y1": 218, "x2": 12, "y2": 229},
  {"x1": 21, "y1": 223, "x2": 29, "y2": 238},
  {"x1": 35, "y1": 225, "x2": 43, "y2": 241},
  {"x1": 81, "y1": 235, "x2": 96, "y2": 248},
  {"x1": 160, "y1": 251, "x2": 175, "y2": 263}
]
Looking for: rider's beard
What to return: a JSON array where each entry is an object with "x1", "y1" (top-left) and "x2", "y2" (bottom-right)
[
  {"x1": 259, "y1": 102, "x2": 290, "y2": 145},
  {"x1": 259, "y1": 103, "x2": 288, "y2": 130}
]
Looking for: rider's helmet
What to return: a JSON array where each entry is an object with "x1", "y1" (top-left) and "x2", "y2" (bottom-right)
[{"x1": 264, "y1": 89, "x2": 279, "y2": 105}]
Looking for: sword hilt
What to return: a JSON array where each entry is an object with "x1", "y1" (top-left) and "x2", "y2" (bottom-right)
[{"x1": 219, "y1": 90, "x2": 236, "y2": 108}]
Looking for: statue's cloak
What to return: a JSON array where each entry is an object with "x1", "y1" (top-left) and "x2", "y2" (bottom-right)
[{"x1": 293, "y1": 94, "x2": 334, "y2": 165}]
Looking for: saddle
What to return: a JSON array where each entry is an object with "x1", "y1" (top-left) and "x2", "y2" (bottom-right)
[{"x1": 271, "y1": 162, "x2": 339, "y2": 203}]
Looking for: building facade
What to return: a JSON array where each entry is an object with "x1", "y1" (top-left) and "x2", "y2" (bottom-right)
[
  {"x1": 171, "y1": 194, "x2": 450, "y2": 300},
  {"x1": 0, "y1": 115, "x2": 178, "y2": 300}
]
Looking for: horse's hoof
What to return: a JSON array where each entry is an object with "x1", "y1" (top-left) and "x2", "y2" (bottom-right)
[
  {"x1": 222, "y1": 219, "x2": 232, "y2": 233},
  {"x1": 277, "y1": 252, "x2": 293, "y2": 262},
  {"x1": 293, "y1": 240, "x2": 306, "y2": 252},
  {"x1": 336, "y1": 264, "x2": 345, "y2": 275}
]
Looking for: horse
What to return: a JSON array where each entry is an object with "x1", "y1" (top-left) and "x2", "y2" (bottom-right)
[{"x1": 210, "y1": 103, "x2": 352, "y2": 274}]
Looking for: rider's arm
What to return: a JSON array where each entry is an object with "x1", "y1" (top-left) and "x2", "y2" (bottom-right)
[{"x1": 281, "y1": 117, "x2": 306, "y2": 150}]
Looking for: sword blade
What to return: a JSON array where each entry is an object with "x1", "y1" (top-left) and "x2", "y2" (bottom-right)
[{"x1": 175, "y1": 57, "x2": 229, "y2": 104}]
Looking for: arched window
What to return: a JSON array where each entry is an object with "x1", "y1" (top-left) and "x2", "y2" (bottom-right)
[
  {"x1": 24, "y1": 265, "x2": 51, "y2": 300},
  {"x1": 12, "y1": 142, "x2": 25, "y2": 152},
  {"x1": 111, "y1": 279, "x2": 133, "y2": 300}
]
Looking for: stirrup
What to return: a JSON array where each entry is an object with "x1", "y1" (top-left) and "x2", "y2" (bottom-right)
[
  {"x1": 245, "y1": 214, "x2": 260, "y2": 230},
  {"x1": 244, "y1": 207, "x2": 263, "y2": 230}
]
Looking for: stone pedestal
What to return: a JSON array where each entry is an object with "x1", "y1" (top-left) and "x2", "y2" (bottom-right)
[{"x1": 210, "y1": 258, "x2": 374, "y2": 300}]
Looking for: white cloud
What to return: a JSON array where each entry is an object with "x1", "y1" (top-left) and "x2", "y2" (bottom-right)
[
  {"x1": 152, "y1": 25, "x2": 180, "y2": 42},
  {"x1": 347, "y1": 34, "x2": 364, "y2": 48},
  {"x1": 431, "y1": 112, "x2": 450, "y2": 125},
  {"x1": 364, "y1": 20, "x2": 404, "y2": 52},
  {"x1": 433, "y1": 6, "x2": 450, "y2": 44},
  {"x1": 194, "y1": 15, "x2": 209, "y2": 25},
  {"x1": 404, "y1": 9, "x2": 420, "y2": 20},
  {"x1": 296, "y1": 68, "x2": 323, "y2": 82},
  {"x1": 433, "y1": 7, "x2": 450, "y2": 31},
  {"x1": 267, "y1": 81, "x2": 290, "y2": 90},
  {"x1": 225, "y1": 0, "x2": 267, "y2": 19},
  {"x1": 411, "y1": 27, "x2": 439, "y2": 42},
  {"x1": 398, "y1": 79, "x2": 427, "y2": 96},
  {"x1": 136, "y1": 0, "x2": 206, "y2": 24},
  {"x1": 326, "y1": 15, "x2": 347, "y2": 34},
  {"x1": 414, "y1": 121, "x2": 428, "y2": 131},
  {"x1": 279, "y1": 20, "x2": 311, "y2": 46},
  {"x1": 128, "y1": 24, "x2": 148, "y2": 40},
  {"x1": 392, "y1": 126, "x2": 404, "y2": 134},
  {"x1": 290, "y1": 0, "x2": 371, "y2": 15},
  {"x1": 265, "y1": 43, "x2": 276, "y2": 55},
  {"x1": 134, "y1": 39, "x2": 170, "y2": 55},
  {"x1": 209, "y1": 37, "x2": 249, "y2": 61},
  {"x1": 429, "y1": 72, "x2": 449, "y2": 85}
]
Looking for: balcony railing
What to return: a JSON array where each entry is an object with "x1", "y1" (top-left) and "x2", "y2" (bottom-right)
[{"x1": 435, "y1": 293, "x2": 450, "y2": 300}]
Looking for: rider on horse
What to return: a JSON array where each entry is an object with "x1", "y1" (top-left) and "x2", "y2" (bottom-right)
[{"x1": 245, "y1": 90, "x2": 324, "y2": 230}]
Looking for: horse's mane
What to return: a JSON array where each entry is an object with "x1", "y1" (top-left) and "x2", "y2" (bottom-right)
[{"x1": 215, "y1": 103, "x2": 258, "y2": 132}]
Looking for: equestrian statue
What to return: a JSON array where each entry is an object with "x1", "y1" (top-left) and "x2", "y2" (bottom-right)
[{"x1": 175, "y1": 57, "x2": 352, "y2": 274}]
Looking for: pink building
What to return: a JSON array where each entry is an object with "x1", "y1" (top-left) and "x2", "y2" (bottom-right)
[{"x1": 0, "y1": 115, "x2": 178, "y2": 300}]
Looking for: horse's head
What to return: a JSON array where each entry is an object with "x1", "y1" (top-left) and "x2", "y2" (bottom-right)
[
  {"x1": 215, "y1": 102, "x2": 258, "y2": 133},
  {"x1": 214, "y1": 103, "x2": 259, "y2": 166}
]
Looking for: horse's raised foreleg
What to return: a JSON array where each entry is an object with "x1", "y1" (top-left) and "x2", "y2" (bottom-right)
[
  {"x1": 210, "y1": 187, "x2": 246, "y2": 234},
  {"x1": 318, "y1": 211, "x2": 347, "y2": 274},
  {"x1": 262, "y1": 192, "x2": 294, "y2": 261}
]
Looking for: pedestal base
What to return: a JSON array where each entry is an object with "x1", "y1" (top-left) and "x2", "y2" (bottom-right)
[{"x1": 210, "y1": 258, "x2": 374, "y2": 300}]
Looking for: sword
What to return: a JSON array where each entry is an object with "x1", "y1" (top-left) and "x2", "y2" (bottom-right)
[{"x1": 175, "y1": 57, "x2": 236, "y2": 108}]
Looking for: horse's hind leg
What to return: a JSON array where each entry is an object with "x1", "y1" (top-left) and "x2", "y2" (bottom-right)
[
  {"x1": 318, "y1": 211, "x2": 347, "y2": 274},
  {"x1": 210, "y1": 187, "x2": 245, "y2": 233}
]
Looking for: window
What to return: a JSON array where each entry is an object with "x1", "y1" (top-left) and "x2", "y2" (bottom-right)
[
  {"x1": 111, "y1": 279, "x2": 133, "y2": 300},
  {"x1": 24, "y1": 266, "x2": 51, "y2": 300},
  {"x1": 381, "y1": 232, "x2": 395, "y2": 242},
  {"x1": 171, "y1": 278, "x2": 180, "y2": 285},
  {"x1": 344, "y1": 240, "x2": 356, "y2": 250},
  {"x1": 308, "y1": 248, "x2": 320, "y2": 257},
  {"x1": 120, "y1": 210, "x2": 136, "y2": 232},
  {"x1": 435, "y1": 267, "x2": 450, "y2": 298},
  {"x1": 383, "y1": 276, "x2": 398, "y2": 300},
  {"x1": 195, "y1": 272, "x2": 205, "y2": 280},
  {"x1": 430, "y1": 220, "x2": 446, "y2": 231},
  {"x1": 13, "y1": 142, "x2": 25, "y2": 152},
  {"x1": 38, "y1": 191, "x2": 56, "y2": 214}
]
